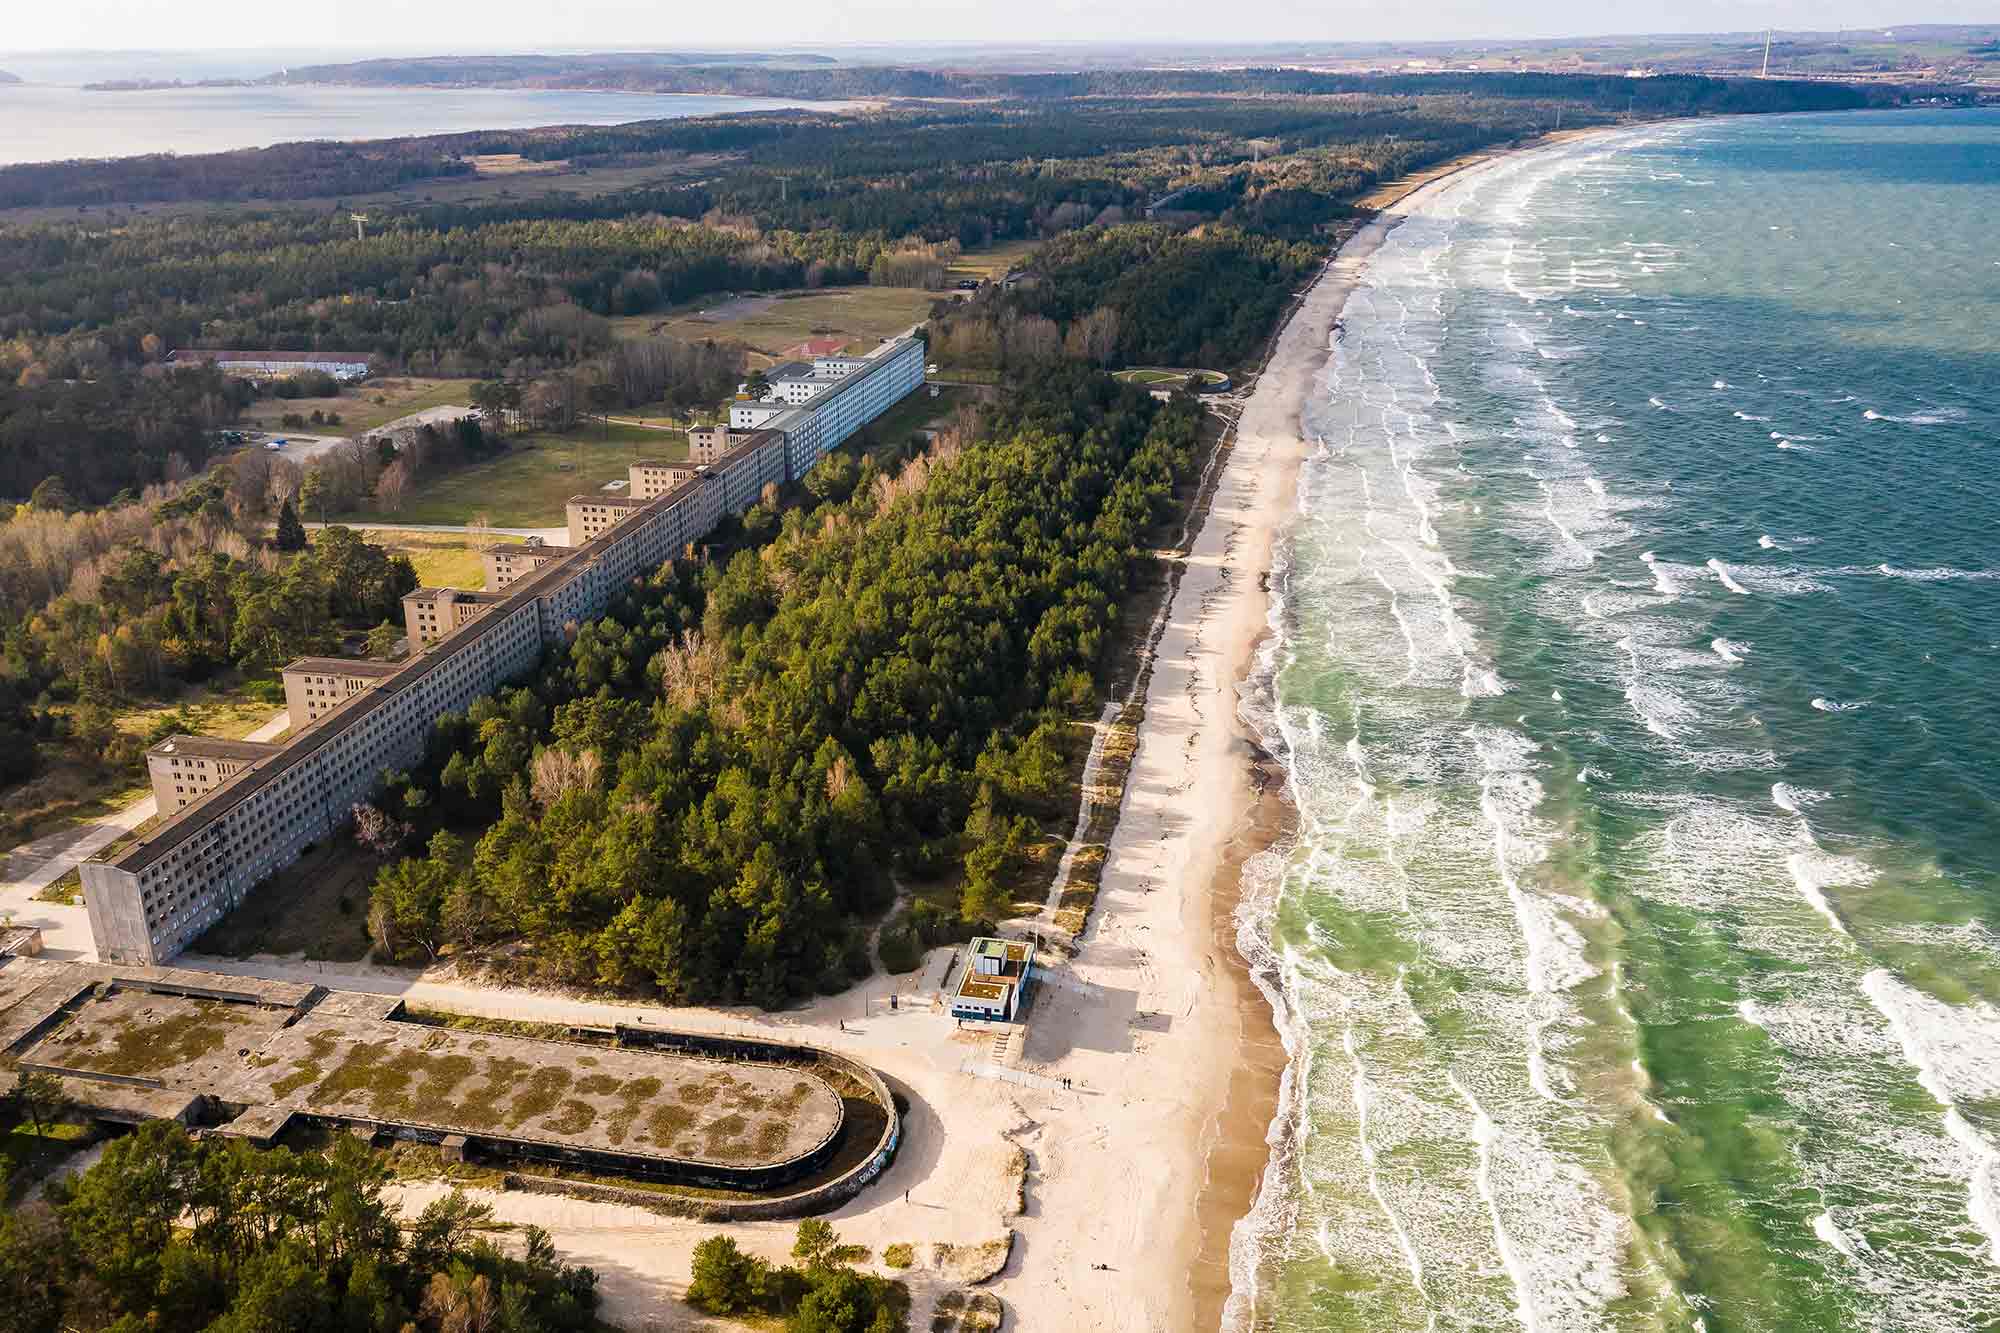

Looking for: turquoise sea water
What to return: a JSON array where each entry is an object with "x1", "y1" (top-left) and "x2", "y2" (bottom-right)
[{"x1": 1230, "y1": 110, "x2": 2000, "y2": 1333}]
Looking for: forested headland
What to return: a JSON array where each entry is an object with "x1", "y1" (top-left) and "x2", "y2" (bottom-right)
[{"x1": 270, "y1": 54, "x2": 1891, "y2": 111}]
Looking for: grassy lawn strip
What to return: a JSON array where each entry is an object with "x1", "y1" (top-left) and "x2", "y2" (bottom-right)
[
  {"x1": 945, "y1": 238, "x2": 1041, "y2": 282},
  {"x1": 34, "y1": 869, "x2": 81, "y2": 905}
]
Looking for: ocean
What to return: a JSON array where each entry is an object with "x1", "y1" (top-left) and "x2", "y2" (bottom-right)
[
  {"x1": 0, "y1": 81, "x2": 830, "y2": 167},
  {"x1": 1231, "y1": 109, "x2": 2000, "y2": 1332}
]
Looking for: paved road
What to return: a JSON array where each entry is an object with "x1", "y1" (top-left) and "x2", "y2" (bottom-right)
[
  {"x1": 370, "y1": 405, "x2": 475, "y2": 435},
  {"x1": 0, "y1": 706, "x2": 289, "y2": 959},
  {"x1": 243, "y1": 710, "x2": 291, "y2": 744},
  {"x1": 0, "y1": 798, "x2": 150, "y2": 958},
  {"x1": 258, "y1": 433, "x2": 348, "y2": 464}
]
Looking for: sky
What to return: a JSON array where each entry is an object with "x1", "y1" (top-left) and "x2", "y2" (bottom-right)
[{"x1": 0, "y1": 1, "x2": 1990, "y2": 56}]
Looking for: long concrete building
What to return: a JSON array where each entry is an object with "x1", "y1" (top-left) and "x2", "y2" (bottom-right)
[{"x1": 83, "y1": 337, "x2": 925, "y2": 966}]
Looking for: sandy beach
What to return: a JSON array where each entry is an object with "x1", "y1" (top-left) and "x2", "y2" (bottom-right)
[{"x1": 170, "y1": 132, "x2": 1610, "y2": 1333}]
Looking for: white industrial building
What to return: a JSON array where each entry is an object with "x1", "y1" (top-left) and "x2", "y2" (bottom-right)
[{"x1": 164, "y1": 349, "x2": 376, "y2": 381}]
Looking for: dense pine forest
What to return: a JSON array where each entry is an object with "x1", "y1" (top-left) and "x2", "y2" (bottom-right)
[
  {"x1": 0, "y1": 1121, "x2": 599, "y2": 1333},
  {"x1": 359, "y1": 369, "x2": 1196, "y2": 1002}
]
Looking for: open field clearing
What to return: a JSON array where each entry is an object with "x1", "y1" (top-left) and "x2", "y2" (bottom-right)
[
  {"x1": 240, "y1": 377, "x2": 480, "y2": 436},
  {"x1": 333, "y1": 428, "x2": 688, "y2": 528},
  {"x1": 352, "y1": 528, "x2": 487, "y2": 589},
  {"x1": 613, "y1": 284, "x2": 938, "y2": 359},
  {"x1": 945, "y1": 237, "x2": 1040, "y2": 282}
]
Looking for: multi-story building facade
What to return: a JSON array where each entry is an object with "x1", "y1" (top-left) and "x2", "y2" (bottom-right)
[
  {"x1": 80, "y1": 336, "x2": 926, "y2": 967},
  {"x1": 482, "y1": 537, "x2": 571, "y2": 590},
  {"x1": 631, "y1": 460, "x2": 698, "y2": 498},
  {"x1": 402, "y1": 587, "x2": 508, "y2": 648},
  {"x1": 147, "y1": 737, "x2": 284, "y2": 813},
  {"x1": 570, "y1": 337, "x2": 925, "y2": 550},
  {"x1": 566, "y1": 494, "x2": 650, "y2": 546},
  {"x1": 281, "y1": 658, "x2": 403, "y2": 725}
]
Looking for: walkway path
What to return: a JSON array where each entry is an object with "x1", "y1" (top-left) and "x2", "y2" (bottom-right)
[{"x1": 0, "y1": 706, "x2": 289, "y2": 959}]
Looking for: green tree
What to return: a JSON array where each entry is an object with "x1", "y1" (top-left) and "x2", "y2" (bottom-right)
[
  {"x1": 59, "y1": 1120, "x2": 201, "y2": 1312},
  {"x1": 12, "y1": 1069, "x2": 66, "y2": 1134},
  {"x1": 792, "y1": 1217, "x2": 839, "y2": 1271},
  {"x1": 368, "y1": 831, "x2": 463, "y2": 960},
  {"x1": 0, "y1": 1206, "x2": 64, "y2": 1333},
  {"x1": 687, "y1": 1235, "x2": 768, "y2": 1315},
  {"x1": 275, "y1": 497, "x2": 309, "y2": 551},
  {"x1": 365, "y1": 619, "x2": 402, "y2": 659}
]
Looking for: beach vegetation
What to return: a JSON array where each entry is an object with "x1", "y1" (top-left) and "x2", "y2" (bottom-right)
[{"x1": 688, "y1": 1223, "x2": 908, "y2": 1331}]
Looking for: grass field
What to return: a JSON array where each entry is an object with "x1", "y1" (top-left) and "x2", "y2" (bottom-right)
[
  {"x1": 352, "y1": 529, "x2": 487, "y2": 589},
  {"x1": 946, "y1": 237, "x2": 1041, "y2": 282},
  {"x1": 241, "y1": 377, "x2": 479, "y2": 436},
  {"x1": 334, "y1": 427, "x2": 687, "y2": 528},
  {"x1": 613, "y1": 285, "x2": 939, "y2": 360}
]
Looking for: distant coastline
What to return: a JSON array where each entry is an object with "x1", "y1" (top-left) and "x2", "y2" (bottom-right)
[{"x1": 83, "y1": 78, "x2": 257, "y2": 92}]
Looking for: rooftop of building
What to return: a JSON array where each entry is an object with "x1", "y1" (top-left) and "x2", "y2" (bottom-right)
[
  {"x1": 954, "y1": 936, "x2": 1036, "y2": 1005},
  {"x1": 282, "y1": 656, "x2": 404, "y2": 678},
  {"x1": 15, "y1": 976, "x2": 845, "y2": 1171},
  {"x1": 782, "y1": 337, "x2": 851, "y2": 358},
  {"x1": 148, "y1": 735, "x2": 284, "y2": 762},
  {"x1": 483, "y1": 538, "x2": 571, "y2": 554},
  {"x1": 404, "y1": 586, "x2": 508, "y2": 604},
  {"x1": 569, "y1": 493, "x2": 650, "y2": 510}
]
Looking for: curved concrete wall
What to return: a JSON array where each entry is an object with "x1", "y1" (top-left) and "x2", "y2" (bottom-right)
[{"x1": 498, "y1": 1034, "x2": 901, "y2": 1221}]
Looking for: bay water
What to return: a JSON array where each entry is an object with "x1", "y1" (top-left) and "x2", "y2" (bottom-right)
[{"x1": 0, "y1": 82, "x2": 831, "y2": 166}]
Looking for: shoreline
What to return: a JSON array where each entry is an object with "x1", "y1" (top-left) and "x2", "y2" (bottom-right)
[{"x1": 1159, "y1": 125, "x2": 1627, "y2": 1331}]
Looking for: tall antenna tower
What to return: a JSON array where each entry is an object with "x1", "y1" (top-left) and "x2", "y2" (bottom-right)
[
  {"x1": 350, "y1": 212, "x2": 369, "y2": 241},
  {"x1": 1761, "y1": 30, "x2": 1774, "y2": 78}
]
